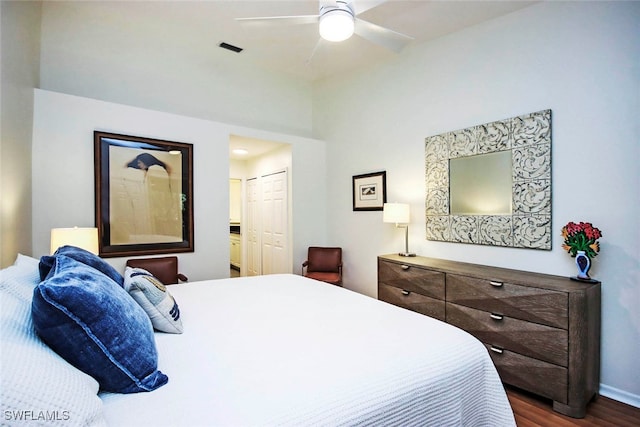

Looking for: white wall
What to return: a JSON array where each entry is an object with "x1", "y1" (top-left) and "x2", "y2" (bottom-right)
[
  {"x1": 314, "y1": 1, "x2": 640, "y2": 404},
  {"x1": 0, "y1": 0, "x2": 41, "y2": 267},
  {"x1": 38, "y1": 1, "x2": 313, "y2": 138},
  {"x1": 229, "y1": 159, "x2": 248, "y2": 180},
  {"x1": 32, "y1": 89, "x2": 327, "y2": 281}
]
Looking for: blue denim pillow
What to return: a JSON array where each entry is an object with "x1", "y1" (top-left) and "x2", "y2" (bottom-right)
[
  {"x1": 39, "y1": 245, "x2": 124, "y2": 287},
  {"x1": 32, "y1": 254, "x2": 168, "y2": 393}
]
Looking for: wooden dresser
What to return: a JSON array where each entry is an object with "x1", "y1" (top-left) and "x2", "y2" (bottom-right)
[{"x1": 378, "y1": 254, "x2": 601, "y2": 418}]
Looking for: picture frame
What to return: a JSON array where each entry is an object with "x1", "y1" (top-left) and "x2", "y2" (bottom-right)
[
  {"x1": 352, "y1": 171, "x2": 387, "y2": 211},
  {"x1": 94, "y1": 131, "x2": 194, "y2": 257}
]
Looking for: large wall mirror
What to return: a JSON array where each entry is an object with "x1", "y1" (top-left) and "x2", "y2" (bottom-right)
[{"x1": 425, "y1": 109, "x2": 551, "y2": 249}]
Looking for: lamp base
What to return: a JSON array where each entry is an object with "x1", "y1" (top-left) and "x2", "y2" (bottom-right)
[{"x1": 399, "y1": 252, "x2": 416, "y2": 257}]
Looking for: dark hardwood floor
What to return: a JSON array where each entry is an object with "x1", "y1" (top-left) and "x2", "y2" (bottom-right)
[{"x1": 507, "y1": 386, "x2": 640, "y2": 426}]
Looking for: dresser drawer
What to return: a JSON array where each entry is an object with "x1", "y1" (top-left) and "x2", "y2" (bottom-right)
[
  {"x1": 379, "y1": 284, "x2": 446, "y2": 321},
  {"x1": 447, "y1": 274, "x2": 568, "y2": 329},
  {"x1": 378, "y1": 260, "x2": 445, "y2": 300},
  {"x1": 447, "y1": 303, "x2": 567, "y2": 366},
  {"x1": 485, "y1": 343, "x2": 568, "y2": 404}
]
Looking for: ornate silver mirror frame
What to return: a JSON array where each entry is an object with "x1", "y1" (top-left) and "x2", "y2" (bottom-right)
[{"x1": 425, "y1": 109, "x2": 552, "y2": 249}]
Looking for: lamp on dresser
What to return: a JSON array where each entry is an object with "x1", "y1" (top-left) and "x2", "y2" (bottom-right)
[
  {"x1": 50, "y1": 227, "x2": 99, "y2": 255},
  {"x1": 383, "y1": 202, "x2": 415, "y2": 257}
]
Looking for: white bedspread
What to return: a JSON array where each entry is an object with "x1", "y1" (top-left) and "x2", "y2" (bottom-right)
[{"x1": 100, "y1": 274, "x2": 515, "y2": 426}]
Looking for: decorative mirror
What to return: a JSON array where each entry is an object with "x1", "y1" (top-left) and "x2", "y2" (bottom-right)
[
  {"x1": 94, "y1": 131, "x2": 194, "y2": 257},
  {"x1": 425, "y1": 109, "x2": 551, "y2": 249}
]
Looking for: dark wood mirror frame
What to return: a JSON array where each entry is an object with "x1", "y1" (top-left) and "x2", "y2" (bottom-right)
[{"x1": 94, "y1": 131, "x2": 194, "y2": 257}]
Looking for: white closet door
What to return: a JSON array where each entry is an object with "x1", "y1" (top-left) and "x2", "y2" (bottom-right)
[
  {"x1": 261, "y1": 171, "x2": 289, "y2": 275},
  {"x1": 246, "y1": 178, "x2": 260, "y2": 276}
]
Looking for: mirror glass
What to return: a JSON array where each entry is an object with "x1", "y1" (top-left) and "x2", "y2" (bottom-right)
[{"x1": 450, "y1": 151, "x2": 512, "y2": 215}]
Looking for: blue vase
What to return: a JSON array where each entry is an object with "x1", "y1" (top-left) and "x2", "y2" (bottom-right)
[{"x1": 575, "y1": 250, "x2": 591, "y2": 280}]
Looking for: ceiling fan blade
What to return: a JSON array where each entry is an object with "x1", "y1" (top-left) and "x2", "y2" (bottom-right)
[
  {"x1": 350, "y1": 0, "x2": 388, "y2": 16},
  {"x1": 354, "y1": 18, "x2": 413, "y2": 53},
  {"x1": 236, "y1": 15, "x2": 319, "y2": 28},
  {"x1": 306, "y1": 38, "x2": 324, "y2": 66}
]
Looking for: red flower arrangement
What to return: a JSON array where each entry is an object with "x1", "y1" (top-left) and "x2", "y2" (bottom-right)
[{"x1": 561, "y1": 221, "x2": 602, "y2": 258}]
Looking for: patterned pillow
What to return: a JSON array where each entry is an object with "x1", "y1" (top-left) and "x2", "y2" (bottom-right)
[
  {"x1": 32, "y1": 255, "x2": 168, "y2": 393},
  {"x1": 124, "y1": 266, "x2": 184, "y2": 334},
  {"x1": 0, "y1": 257, "x2": 107, "y2": 426},
  {"x1": 39, "y1": 245, "x2": 124, "y2": 286}
]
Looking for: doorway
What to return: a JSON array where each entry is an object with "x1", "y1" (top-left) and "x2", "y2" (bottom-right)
[
  {"x1": 229, "y1": 178, "x2": 242, "y2": 277},
  {"x1": 229, "y1": 135, "x2": 292, "y2": 277}
]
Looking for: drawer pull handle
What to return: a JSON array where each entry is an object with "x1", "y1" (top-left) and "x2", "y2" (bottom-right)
[
  {"x1": 490, "y1": 346, "x2": 504, "y2": 354},
  {"x1": 490, "y1": 313, "x2": 504, "y2": 321},
  {"x1": 489, "y1": 281, "x2": 503, "y2": 287},
  {"x1": 401, "y1": 265, "x2": 410, "y2": 271},
  {"x1": 401, "y1": 290, "x2": 411, "y2": 296}
]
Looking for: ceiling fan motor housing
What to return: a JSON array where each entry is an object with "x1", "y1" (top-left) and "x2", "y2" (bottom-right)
[{"x1": 319, "y1": 1, "x2": 355, "y2": 42}]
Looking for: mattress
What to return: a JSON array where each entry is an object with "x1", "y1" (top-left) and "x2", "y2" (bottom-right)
[{"x1": 100, "y1": 274, "x2": 515, "y2": 426}]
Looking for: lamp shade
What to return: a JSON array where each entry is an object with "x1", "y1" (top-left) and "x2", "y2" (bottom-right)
[
  {"x1": 319, "y1": 8, "x2": 354, "y2": 42},
  {"x1": 50, "y1": 227, "x2": 99, "y2": 255},
  {"x1": 383, "y1": 203, "x2": 410, "y2": 224}
]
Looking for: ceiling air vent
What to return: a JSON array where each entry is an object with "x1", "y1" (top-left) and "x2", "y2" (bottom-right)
[{"x1": 219, "y1": 42, "x2": 243, "y2": 53}]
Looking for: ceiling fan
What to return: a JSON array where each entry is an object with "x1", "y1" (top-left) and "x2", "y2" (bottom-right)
[{"x1": 236, "y1": 0, "x2": 413, "y2": 54}]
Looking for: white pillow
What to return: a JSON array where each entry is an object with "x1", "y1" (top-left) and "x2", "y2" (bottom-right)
[
  {"x1": 124, "y1": 266, "x2": 184, "y2": 334},
  {"x1": 13, "y1": 253, "x2": 40, "y2": 270},
  {"x1": 0, "y1": 258, "x2": 107, "y2": 426}
]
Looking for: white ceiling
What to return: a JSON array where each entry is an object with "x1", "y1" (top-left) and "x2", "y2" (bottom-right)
[
  {"x1": 218, "y1": 0, "x2": 537, "y2": 158},
  {"x1": 104, "y1": 0, "x2": 538, "y2": 84},
  {"x1": 200, "y1": 0, "x2": 537, "y2": 82},
  {"x1": 229, "y1": 135, "x2": 288, "y2": 160}
]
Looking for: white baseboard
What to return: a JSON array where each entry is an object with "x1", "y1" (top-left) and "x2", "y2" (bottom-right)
[{"x1": 600, "y1": 384, "x2": 640, "y2": 408}]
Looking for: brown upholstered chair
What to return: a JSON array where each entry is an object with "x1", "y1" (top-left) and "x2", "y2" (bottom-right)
[
  {"x1": 126, "y1": 256, "x2": 188, "y2": 285},
  {"x1": 302, "y1": 247, "x2": 342, "y2": 286}
]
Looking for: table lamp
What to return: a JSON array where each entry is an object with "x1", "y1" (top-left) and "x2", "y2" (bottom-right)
[
  {"x1": 50, "y1": 227, "x2": 99, "y2": 255},
  {"x1": 383, "y1": 203, "x2": 415, "y2": 257}
]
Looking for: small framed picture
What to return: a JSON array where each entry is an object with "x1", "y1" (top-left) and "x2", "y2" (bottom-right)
[{"x1": 352, "y1": 171, "x2": 387, "y2": 211}]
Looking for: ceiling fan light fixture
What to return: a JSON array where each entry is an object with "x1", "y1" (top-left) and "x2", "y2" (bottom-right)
[{"x1": 319, "y1": 8, "x2": 355, "y2": 42}]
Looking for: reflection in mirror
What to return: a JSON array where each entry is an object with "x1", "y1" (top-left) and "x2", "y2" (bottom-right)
[{"x1": 449, "y1": 151, "x2": 512, "y2": 215}]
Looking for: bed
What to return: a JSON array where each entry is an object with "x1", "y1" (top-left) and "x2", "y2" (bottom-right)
[{"x1": 1, "y1": 252, "x2": 515, "y2": 426}]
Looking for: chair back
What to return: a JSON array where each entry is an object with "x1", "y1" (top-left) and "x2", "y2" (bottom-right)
[
  {"x1": 306, "y1": 247, "x2": 342, "y2": 273},
  {"x1": 126, "y1": 256, "x2": 185, "y2": 285}
]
